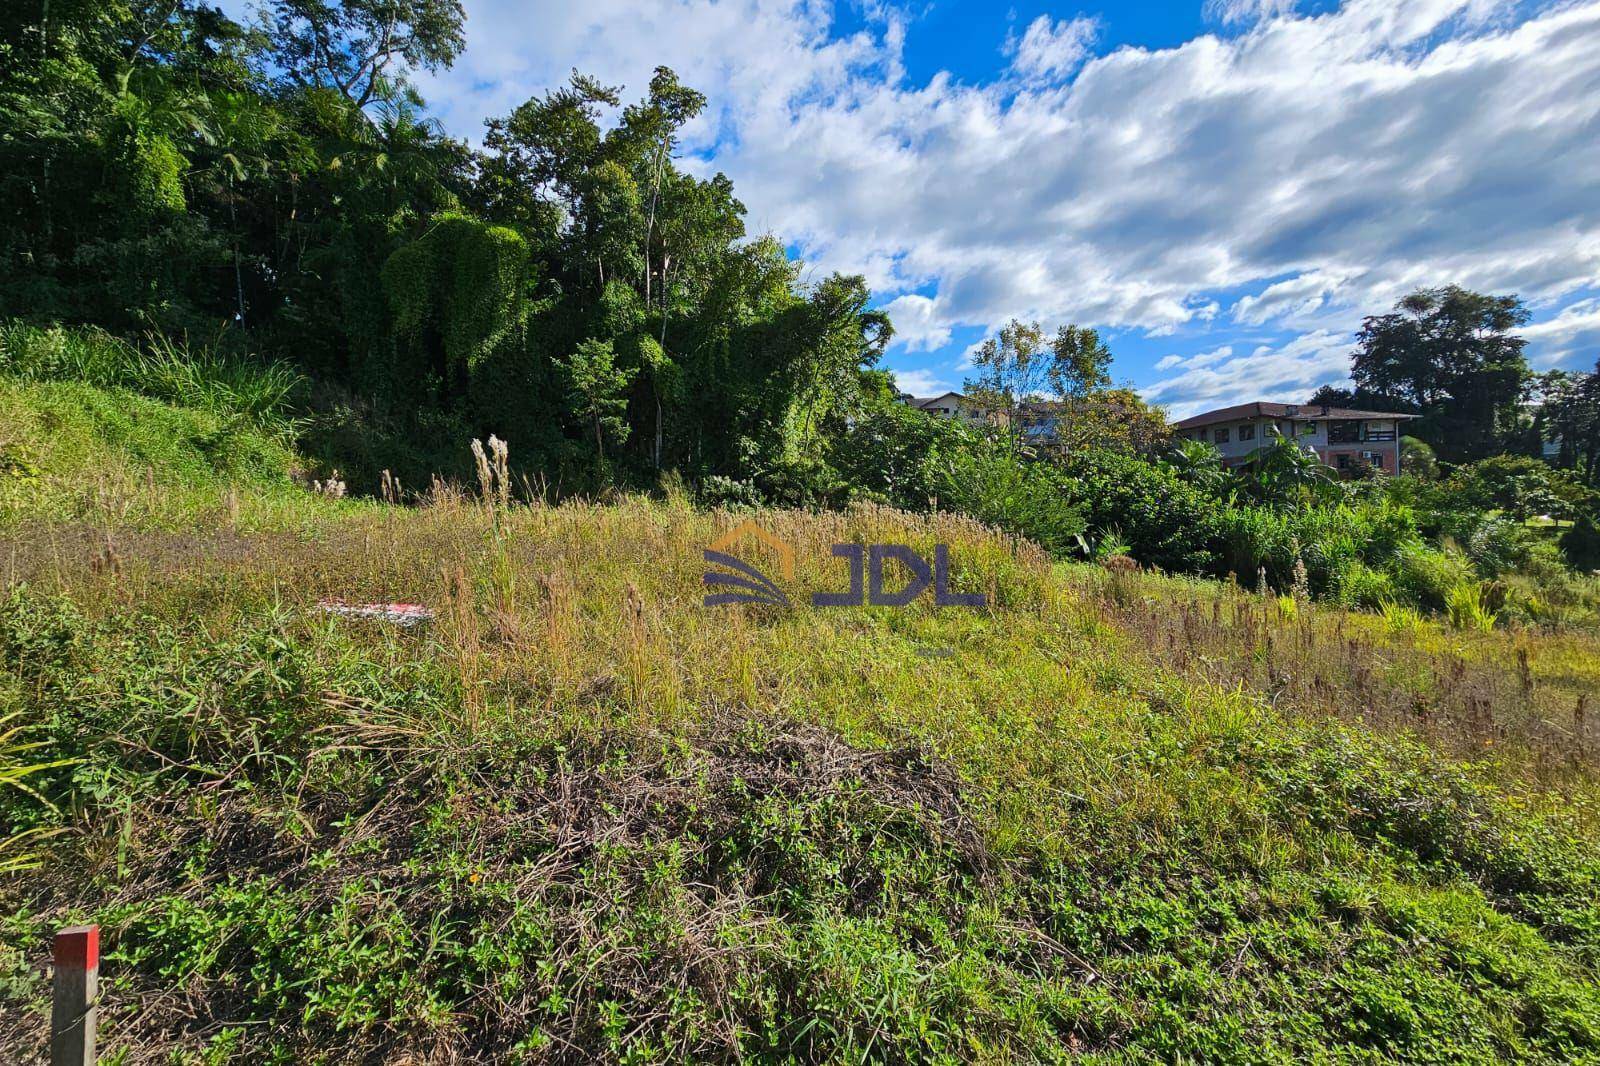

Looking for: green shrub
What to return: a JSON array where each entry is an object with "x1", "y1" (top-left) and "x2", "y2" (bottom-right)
[
  {"x1": 827, "y1": 402, "x2": 975, "y2": 511},
  {"x1": 1212, "y1": 506, "x2": 1295, "y2": 588},
  {"x1": 1392, "y1": 545, "x2": 1476, "y2": 611},
  {"x1": 1563, "y1": 516, "x2": 1600, "y2": 572},
  {"x1": 1449, "y1": 455, "x2": 1592, "y2": 523},
  {"x1": 1400, "y1": 436, "x2": 1439, "y2": 479},
  {"x1": 937, "y1": 448, "x2": 1085, "y2": 556},
  {"x1": 1496, "y1": 580, "x2": 1578, "y2": 628},
  {"x1": 1379, "y1": 599, "x2": 1426, "y2": 632},
  {"x1": 1339, "y1": 562, "x2": 1396, "y2": 610},
  {"x1": 1358, "y1": 500, "x2": 1424, "y2": 561},
  {"x1": 1211, "y1": 504, "x2": 1406, "y2": 599},
  {"x1": 1436, "y1": 512, "x2": 1540, "y2": 578},
  {"x1": 1291, "y1": 510, "x2": 1363, "y2": 596},
  {"x1": 1058, "y1": 450, "x2": 1217, "y2": 571},
  {"x1": 1445, "y1": 581, "x2": 1498, "y2": 632}
]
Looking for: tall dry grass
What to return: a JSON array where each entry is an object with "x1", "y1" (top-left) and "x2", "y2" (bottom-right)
[{"x1": 6, "y1": 474, "x2": 1600, "y2": 1062}]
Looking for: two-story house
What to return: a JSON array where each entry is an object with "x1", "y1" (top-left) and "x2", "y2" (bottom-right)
[{"x1": 1172, "y1": 402, "x2": 1418, "y2": 475}]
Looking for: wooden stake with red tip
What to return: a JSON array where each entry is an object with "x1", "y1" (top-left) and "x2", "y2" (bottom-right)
[{"x1": 51, "y1": 925, "x2": 98, "y2": 1066}]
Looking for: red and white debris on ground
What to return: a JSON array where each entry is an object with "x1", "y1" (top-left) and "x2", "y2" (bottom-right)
[{"x1": 315, "y1": 599, "x2": 435, "y2": 627}]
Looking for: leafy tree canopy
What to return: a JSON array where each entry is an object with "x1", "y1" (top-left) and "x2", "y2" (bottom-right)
[
  {"x1": 263, "y1": 0, "x2": 466, "y2": 109},
  {"x1": 1352, "y1": 285, "x2": 1531, "y2": 461}
]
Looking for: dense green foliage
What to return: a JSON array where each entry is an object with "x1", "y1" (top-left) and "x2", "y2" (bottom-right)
[
  {"x1": 0, "y1": 2, "x2": 889, "y2": 495},
  {"x1": 810, "y1": 366, "x2": 1600, "y2": 626},
  {"x1": 1352, "y1": 286, "x2": 1531, "y2": 462},
  {"x1": 1056, "y1": 451, "x2": 1216, "y2": 572},
  {"x1": 1539, "y1": 366, "x2": 1600, "y2": 485}
]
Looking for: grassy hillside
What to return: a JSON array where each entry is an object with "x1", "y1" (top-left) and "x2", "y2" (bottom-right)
[
  {"x1": 2, "y1": 379, "x2": 1599, "y2": 1063},
  {"x1": 0, "y1": 374, "x2": 322, "y2": 532}
]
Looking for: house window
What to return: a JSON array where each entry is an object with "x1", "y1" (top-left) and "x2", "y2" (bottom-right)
[
  {"x1": 1336, "y1": 454, "x2": 1351, "y2": 469},
  {"x1": 1301, "y1": 422, "x2": 1317, "y2": 436},
  {"x1": 1239, "y1": 424, "x2": 1255, "y2": 441},
  {"x1": 1196, "y1": 428, "x2": 1207, "y2": 442},
  {"x1": 1215, "y1": 427, "x2": 1230, "y2": 443}
]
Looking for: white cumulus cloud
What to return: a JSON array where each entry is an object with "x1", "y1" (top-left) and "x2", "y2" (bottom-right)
[
  {"x1": 1144, "y1": 331, "x2": 1356, "y2": 419},
  {"x1": 1204, "y1": 0, "x2": 1300, "y2": 26},
  {"x1": 1006, "y1": 15, "x2": 1100, "y2": 83},
  {"x1": 1522, "y1": 297, "x2": 1600, "y2": 368},
  {"x1": 888, "y1": 368, "x2": 954, "y2": 396},
  {"x1": 879, "y1": 293, "x2": 952, "y2": 352},
  {"x1": 1155, "y1": 345, "x2": 1235, "y2": 373}
]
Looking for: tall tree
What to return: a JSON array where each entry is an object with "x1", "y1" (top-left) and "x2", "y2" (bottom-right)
[
  {"x1": 482, "y1": 73, "x2": 618, "y2": 256},
  {"x1": 613, "y1": 67, "x2": 706, "y2": 308},
  {"x1": 1305, "y1": 383, "x2": 1411, "y2": 412},
  {"x1": 1045, "y1": 323, "x2": 1114, "y2": 452},
  {"x1": 966, "y1": 319, "x2": 1119, "y2": 454},
  {"x1": 792, "y1": 273, "x2": 891, "y2": 449},
  {"x1": 1048, "y1": 388, "x2": 1170, "y2": 459},
  {"x1": 0, "y1": 18, "x2": 918, "y2": 500},
  {"x1": 1351, "y1": 286, "x2": 1530, "y2": 461},
  {"x1": 1047, "y1": 324, "x2": 1112, "y2": 401},
  {"x1": 263, "y1": 0, "x2": 465, "y2": 110},
  {"x1": 563, "y1": 337, "x2": 634, "y2": 470},
  {"x1": 1536, "y1": 363, "x2": 1600, "y2": 486},
  {"x1": 965, "y1": 319, "x2": 1052, "y2": 454}
]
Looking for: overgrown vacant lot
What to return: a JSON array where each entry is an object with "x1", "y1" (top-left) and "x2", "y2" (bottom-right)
[{"x1": 3, "y1": 380, "x2": 1600, "y2": 1063}]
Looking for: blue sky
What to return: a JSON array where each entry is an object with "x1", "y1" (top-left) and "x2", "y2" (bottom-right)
[{"x1": 230, "y1": 0, "x2": 1600, "y2": 416}]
